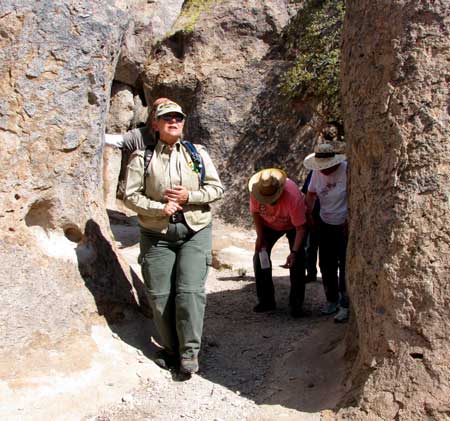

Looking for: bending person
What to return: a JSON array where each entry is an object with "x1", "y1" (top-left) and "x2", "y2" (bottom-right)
[
  {"x1": 249, "y1": 168, "x2": 307, "y2": 318},
  {"x1": 123, "y1": 101, "x2": 224, "y2": 374}
]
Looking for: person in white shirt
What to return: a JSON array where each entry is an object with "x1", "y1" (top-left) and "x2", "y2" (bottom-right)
[{"x1": 304, "y1": 143, "x2": 349, "y2": 323}]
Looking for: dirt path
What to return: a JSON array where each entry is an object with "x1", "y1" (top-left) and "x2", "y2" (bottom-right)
[
  {"x1": 3, "y1": 215, "x2": 348, "y2": 421},
  {"x1": 85, "y1": 217, "x2": 348, "y2": 421}
]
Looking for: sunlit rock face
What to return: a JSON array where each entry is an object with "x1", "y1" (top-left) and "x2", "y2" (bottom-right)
[
  {"x1": 142, "y1": 0, "x2": 323, "y2": 224},
  {"x1": 0, "y1": 0, "x2": 145, "y2": 372},
  {"x1": 340, "y1": 1, "x2": 450, "y2": 419},
  {"x1": 114, "y1": 0, "x2": 184, "y2": 86}
]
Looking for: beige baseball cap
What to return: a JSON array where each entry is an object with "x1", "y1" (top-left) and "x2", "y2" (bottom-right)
[{"x1": 155, "y1": 101, "x2": 186, "y2": 118}]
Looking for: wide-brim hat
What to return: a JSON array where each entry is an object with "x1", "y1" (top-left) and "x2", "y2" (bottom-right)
[
  {"x1": 248, "y1": 168, "x2": 287, "y2": 204},
  {"x1": 155, "y1": 101, "x2": 186, "y2": 118},
  {"x1": 303, "y1": 142, "x2": 346, "y2": 170}
]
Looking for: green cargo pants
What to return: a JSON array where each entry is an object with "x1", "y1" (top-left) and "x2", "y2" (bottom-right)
[{"x1": 140, "y1": 222, "x2": 212, "y2": 360}]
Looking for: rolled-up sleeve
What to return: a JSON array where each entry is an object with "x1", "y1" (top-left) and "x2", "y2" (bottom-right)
[
  {"x1": 123, "y1": 151, "x2": 165, "y2": 216},
  {"x1": 187, "y1": 146, "x2": 224, "y2": 204}
]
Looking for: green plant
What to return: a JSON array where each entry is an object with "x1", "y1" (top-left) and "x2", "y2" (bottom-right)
[
  {"x1": 280, "y1": 0, "x2": 345, "y2": 126},
  {"x1": 172, "y1": 0, "x2": 222, "y2": 34}
]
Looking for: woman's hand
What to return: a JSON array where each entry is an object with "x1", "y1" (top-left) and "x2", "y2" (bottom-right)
[
  {"x1": 163, "y1": 201, "x2": 182, "y2": 216},
  {"x1": 164, "y1": 186, "x2": 189, "y2": 204},
  {"x1": 282, "y1": 252, "x2": 296, "y2": 269}
]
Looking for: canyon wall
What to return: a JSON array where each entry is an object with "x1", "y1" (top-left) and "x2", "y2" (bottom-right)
[
  {"x1": 1, "y1": 1, "x2": 448, "y2": 419},
  {"x1": 341, "y1": 1, "x2": 449, "y2": 419},
  {"x1": 0, "y1": 0, "x2": 142, "y2": 380}
]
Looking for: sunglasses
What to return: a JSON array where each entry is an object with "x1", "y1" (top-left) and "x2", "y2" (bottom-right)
[{"x1": 159, "y1": 114, "x2": 184, "y2": 123}]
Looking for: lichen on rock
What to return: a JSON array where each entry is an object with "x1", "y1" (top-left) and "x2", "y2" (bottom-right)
[{"x1": 171, "y1": 0, "x2": 223, "y2": 34}]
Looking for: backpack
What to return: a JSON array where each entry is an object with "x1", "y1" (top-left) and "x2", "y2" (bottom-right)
[{"x1": 143, "y1": 140, "x2": 205, "y2": 189}]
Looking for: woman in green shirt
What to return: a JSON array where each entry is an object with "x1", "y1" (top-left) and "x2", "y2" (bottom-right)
[{"x1": 124, "y1": 101, "x2": 224, "y2": 375}]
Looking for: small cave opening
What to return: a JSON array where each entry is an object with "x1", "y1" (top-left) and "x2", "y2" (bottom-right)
[{"x1": 25, "y1": 199, "x2": 56, "y2": 230}]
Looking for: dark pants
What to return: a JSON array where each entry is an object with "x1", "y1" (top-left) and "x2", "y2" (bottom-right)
[
  {"x1": 318, "y1": 219, "x2": 348, "y2": 308},
  {"x1": 140, "y1": 223, "x2": 212, "y2": 359},
  {"x1": 253, "y1": 226, "x2": 306, "y2": 310},
  {"x1": 304, "y1": 227, "x2": 319, "y2": 280}
]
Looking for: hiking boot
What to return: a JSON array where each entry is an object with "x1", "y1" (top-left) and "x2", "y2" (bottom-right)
[
  {"x1": 334, "y1": 307, "x2": 349, "y2": 323},
  {"x1": 180, "y1": 356, "x2": 199, "y2": 374},
  {"x1": 154, "y1": 350, "x2": 178, "y2": 371},
  {"x1": 253, "y1": 302, "x2": 276, "y2": 313},
  {"x1": 321, "y1": 302, "x2": 339, "y2": 315}
]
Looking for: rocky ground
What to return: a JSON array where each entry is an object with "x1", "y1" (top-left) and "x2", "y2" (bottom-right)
[{"x1": 3, "y1": 210, "x2": 349, "y2": 421}]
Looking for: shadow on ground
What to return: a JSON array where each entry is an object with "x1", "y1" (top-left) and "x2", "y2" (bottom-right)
[
  {"x1": 107, "y1": 209, "x2": 140, "y2": 248},
  {"x1": 79, "y1": 216, "x2": 348, "y2": 415},
  {"x1": 199, "y1": 277, "x2": 348, "y2": 414},
  {"x1": 76, "y1": 219, "x2": 157, "y2": 361}
]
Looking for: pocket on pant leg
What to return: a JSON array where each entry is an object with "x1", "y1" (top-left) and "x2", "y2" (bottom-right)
[
  {"x1": 203, "y1": 251, "x2": 212, "y2": 280},
  {"x1": 176, "y1": 250, "x2": 211, "y2": 294}
]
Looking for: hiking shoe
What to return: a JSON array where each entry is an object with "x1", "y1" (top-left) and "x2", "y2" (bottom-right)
[
  {"x1": 321, "y1": 302, "x2": 339, "y2": 315},
  {"x1": 334, "y1": 307, "x2": 349, "y2": 323},
  {"x1": 180, "y1": 356, "x2": 199, "y2": 374},
  {"x1": 253, "y1": 302, "x2": 276, "y2": 313},
  {"x1": 154, "y1": 350, "x2": 178, "y2": 370}
]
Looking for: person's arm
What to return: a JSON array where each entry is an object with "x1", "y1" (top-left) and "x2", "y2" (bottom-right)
[
  {"x1": 252, "y1": 212, "x2": 267, "y2": 252},
  {"x1": 123, "y1": 151, "x2": 181, "y2": 217},
  {"x1": 285, "y1": 224, "x2": 306, "y2": 268},
  {"x1": 104, "y1": 134, "x2": 125, "y2": 148},
  {"x1": 305, "y1": 190, "x2": 318, "y2": 228},
  {"x1": 305, "y1": 191, "x2": 317, "y2": 215}
]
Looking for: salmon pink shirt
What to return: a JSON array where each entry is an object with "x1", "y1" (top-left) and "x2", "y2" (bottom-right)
[{"x1": 250, "y1": 179, "x2": 306, "y2": 231}]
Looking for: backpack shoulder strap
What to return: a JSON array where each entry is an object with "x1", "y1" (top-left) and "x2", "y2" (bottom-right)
[
  {"x1": 143, "y1": 144, "x2": 155, "y2": 191},
  {"x1": 181, "y1": 140, "x2": 205, "y2": 186}
]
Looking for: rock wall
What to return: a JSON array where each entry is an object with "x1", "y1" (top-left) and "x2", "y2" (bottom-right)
[
  {"x1": 142, "y1": 0, "x2": 321, "y2": 224},
  {"x1": 114, "y1": 0, "x2": 184, "y2": 86},
  {"x1": 3, "y1": 0, "x2": 448, "y2": 417},
  {"x1": 103, "y1": 0, "x2": 185, "y2": 209},
  {"x1": 340, "y1": 1, "x2": 449, "y2": 419},
  {"x1": 0, "y1": 0, "x2": 146, "y2": 377}
]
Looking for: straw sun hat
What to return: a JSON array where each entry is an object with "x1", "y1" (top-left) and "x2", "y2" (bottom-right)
[
  {"x1": 303, "y1": 143, "x2": 346, "y2": 171},
  {"x1": 248, "y1": 168, "x2": 287, "y2": 204}
]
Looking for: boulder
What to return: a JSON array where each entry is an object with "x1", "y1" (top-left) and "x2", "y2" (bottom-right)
[
  {"x1": 131, "y1": 93, "x2": 149, "y2": 128},
  {"x1": 0, "y1": 0, "x2": 147, "y2": 379},
  {"x1": 106, "y1": 82, "x2": 136, "y2": 133},
  {"x1": 115, "y1": 0, "x2": 184, "y2": 86}
]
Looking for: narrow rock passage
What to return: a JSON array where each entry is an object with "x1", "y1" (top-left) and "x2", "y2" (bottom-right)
[{"x1": 86, "y1": 217, "x2": 348, "y2": 421}]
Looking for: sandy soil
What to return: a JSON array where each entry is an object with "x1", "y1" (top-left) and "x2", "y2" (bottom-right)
[{"x1": 3, "y1": 212, "x2": 349, "y2": 421}]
